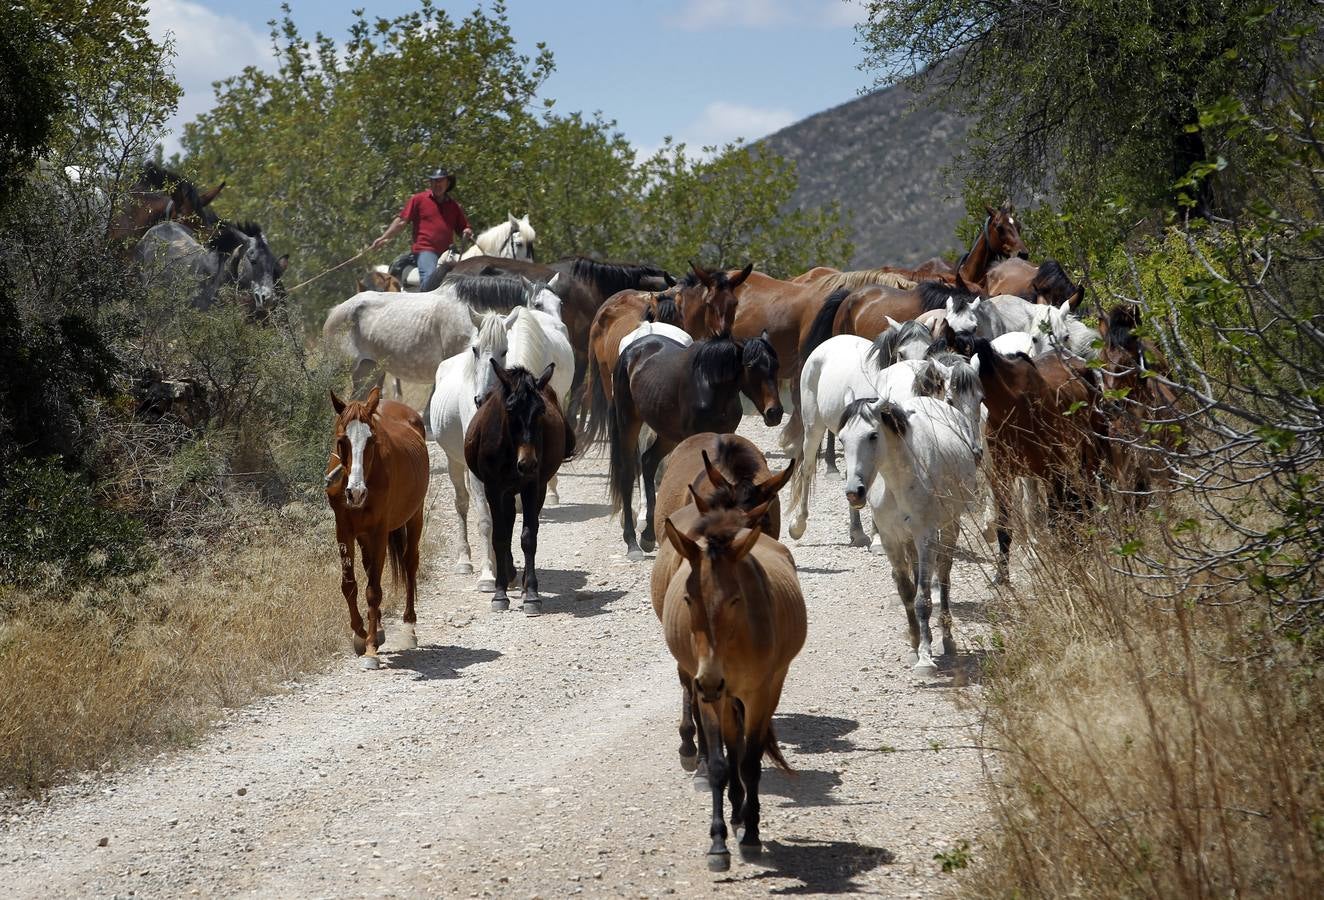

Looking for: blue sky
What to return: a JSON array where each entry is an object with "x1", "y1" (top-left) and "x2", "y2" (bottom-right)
[{"x1": 148, "y1": 0, "x2": 873, "y2": 157}]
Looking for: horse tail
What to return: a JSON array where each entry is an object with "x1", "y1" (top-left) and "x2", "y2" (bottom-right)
[
  {"x1": 386, "y1": 525, "x2": 407, "y2": 587},
  {"x1": 763, "y1": 724, "x2": 794, "y2": 774},
  {"x1": 801, "y1": 288, "x2": 849, "y2": 362},
  {"x1": 584, "y1": 349, "x2": 610, "y2": 450},
  {"x1": 607, "y1": 355, "x2": 637, "y2": 515},
  {"x1": 322, "y1": 296, "x2": 363, "y2": 356}
]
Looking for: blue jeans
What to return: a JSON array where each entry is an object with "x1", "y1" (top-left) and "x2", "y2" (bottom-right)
[{"x1": 415, "y1": 250, "x2": 440, "y2": 289}]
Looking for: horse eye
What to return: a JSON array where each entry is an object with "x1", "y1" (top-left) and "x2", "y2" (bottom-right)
[{"x1": 869, "y1": 432, "x2": 879, "y2": 441}]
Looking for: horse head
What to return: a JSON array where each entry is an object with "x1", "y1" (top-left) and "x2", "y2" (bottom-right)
[
  {"x1": 984, "y1": 201, "x2": 1029, "y2": 261},
  {"x1": 690, "y1": 261, "x2": 752, "y2": 337},
  {"x1": 490, "y1": 360, "x2": 553, "y2": 478},
  {"x1": 739, "y1": 330, "x2": 783, "y2": 427},
  {"x1": 329, "y1": 386, "x2": 382, "y2": 509},
  {"x1": 662, "y1": 508, "x2": 765, "y2": 703},
  {"x1": 505, "y1": 212, "x2": 536, "y2": 260},
  {"x1": 469, "y1": 310, "x2": 511, "y2": 406},
  {"x1": 839, "y1": 398, "x2": 909, "y2": 509},
  {"x1": 520, "y1": 273, "x2": 563, "y2": 320}
]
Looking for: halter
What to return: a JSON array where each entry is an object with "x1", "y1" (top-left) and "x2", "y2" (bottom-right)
[{"x1": 501, "y1": 220, "x2": 522, "y2": 258}]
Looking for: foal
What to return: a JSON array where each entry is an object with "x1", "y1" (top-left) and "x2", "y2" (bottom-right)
[
  {"x1": 464, "y1": 362, "x2": 575, "y2": 615},
  {"x1": 660, "y1": 509, "x2": 807, "y2": 871},
  {"x1": 325, "y1": 387, "x2": 430, "y2": 669}
]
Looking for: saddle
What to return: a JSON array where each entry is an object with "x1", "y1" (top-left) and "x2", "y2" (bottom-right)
[{"x1": 387, "y1": 251, "x2": 417, "y2": 284}]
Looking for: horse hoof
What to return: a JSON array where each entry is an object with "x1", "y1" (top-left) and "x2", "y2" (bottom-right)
[
  {"x1": 913, "y1": 659, "x2": 938, "y2": 676},
  {"x1": 692, "y1": 764, "x2": 710, "y2": 792},
  {"x1": 639, "y1": 536, "x2": 656, "y2": 553},
  {"x1": 943, "y1": 636, "x2": 957, "y2": 657},
  {"x1": 547, "y1": 494, "x2": 560, "y2": 506},
  {"x1": 869, "y1": 541, "x2": 884, "y2": 556},
  {"x1": 850, "y1": 533, "x2": 870, "y2": 548},
  {"x1": 453, "y1": 561, "x2": 474, "y2": 575},
  {"x1": 375, "y1": 628, "x2": 386, "y2": 649},
  {"x1": 400, "y1": 625, "x2": 418, "y2": 650},
  {"x1": 360, "y1": 656, "x2": 380, "y2": 671},
  {"x1": 679, "y1": 751, "x2": 699, "y2": 772},
  {"x1": 706, "y1": 852, "x2": 731, "y2": 873},
  {"x1": 823, "y1": 463, "x2": 839, "y2": 475},
  {"x1": 738, "y1": 840, "x2": 763, "y2": 861},
  {"x1": 491, "y1": 598, "x2": 510, "y2": 612},
  {"x1": 352, "y1": 634, "x2": 367, "y2": 656},
  {"x1": 477, "y1": 577, "x2": 496, "y2": 592},
  {"x1": 523, "y1": 599, "x2": 543, "y2": 617},
  {"x1": 626, "y1": 548, "x2": 646, "y2": 562}
]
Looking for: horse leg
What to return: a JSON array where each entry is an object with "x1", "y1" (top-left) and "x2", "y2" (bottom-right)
[
  {"x1": 848, "y1": 506, "x2": 870, "y2": 548},
  {"x1": 638, "y1": 438, "x2": 668, "y2": 553},
  {"x1": 336, "y1": 525, "x2": 366, "y2": 655},
  {"x1": 994, "y1": 480, "x2": 1014, "y2": 585},
  {"x1": 823, "y1": 432, "x2": 839, "y2": 474},
  {"x1": 393, "y1": 377, "x2": 403, "y2": 400},
  {"x1": 399, "y1": 507, "x2": 423, "y2": 650},
  {"x1": 778, "y1": 374, "x2": 805, "y2": 455},
  {"x1": 486, "y1": 486, "x2": 515, "y2": 611},
  {"x1": 677, "y1": 665, "x2": 698, "y2": 771},
  {"x1": 358, "y1": 532, "x2": 387, "y2": 670},
  {"x1": 788, "y1": 420, "x2": 824, "y2": 541},
  {"x1": 912, "y1": 529, "x2": 939, "y2": 673},
  {"x1": 448, "y1": 455, "x2": 474, "y2": 574},
  {"x1": 698, "y1": 700, "x2": 731, "y2": 871},
  {"x1": 546, "y1": 474, "x2": 560, "y2": 507},
  {"x1": 470, "y1": 470, "x2": 497, "y2": 593},
  {"x1": 519, "y1": 482, "x2": 545, "y2": 616},
  {"x1": 619, "y1": 420, "x2": 646, "y2": 561},
  {"x1": 937, "y1": 524, "x2": 958, "y2": 658},
  {"x1": 737, "y1": 724, "x2": 765, "y2": 857}
]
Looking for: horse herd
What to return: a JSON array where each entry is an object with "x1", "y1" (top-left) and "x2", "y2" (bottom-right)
[{"x1": 319, "y1": 202, "x2": 1181, "y2": 870}]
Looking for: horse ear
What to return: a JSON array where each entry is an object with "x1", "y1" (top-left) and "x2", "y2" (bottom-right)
[
  {"x1": 547, "y1": 272, "x2": 560, "y2": 289},
  {"x1": 969, "y1": 296, "x2": 982, "y2": 310},
  {"x1": 985, "y1": 204, "x2": 997, "y2": 219},
  {"x1": 758, "y1": 458, "x2": 796, "y2": 498},
  {"x1": 701, "y1": 450, "x2": 732, "y2": 490},
  {"x1": 199, "y1": 181, "x2": 226, "y2": 206},
  {"x1": 884, "y1": 315, "x2": 901, "y2": 331},
  {"x1": 469, "y1": 308, "x2": 485, "y2": 329},
  {"x1": 1067, "y1": 284, "x2": 1085, "y2": 311},
  {"x1": 490, "y1": 357, "x2": 515, "y2": 391},
  {"x1": 664, "y1": 517, "x2": 701, "y2": 562},
  {"x1": 843, "y1": 386, "x2": 856, "y2": 406},
  {"x1": 663, "y1": 272, "x2": 677, "y2": 287},
  {"x1": 744, "y1": 498, "x2": 773, "y2": 527},
  {"x1": 730, "y1": 262, "x2": 754, "y2": 288},
  {"x1": 330, "y1": 390, "x2": 346, "y2": 414},
  {"x1": 355, "y1": 278, "x2": 367, "y2": 293},
  {"x1": 689, "y1": 260, "x2": 713, "y2": 286},
  {"x1": 731, "y1": 525, "x2": 762, "y2": 561},
  {"x1": 228, "y1": 244, "x2": 245, "y2": 275},
  {"x1": 687, "y1": 484, "x2": 711, "y2": 514},
  {"x1": 503, "y1": 309, "x2": 520, "y2": 329},
  {"x1": 1059, "y1": 299, "x2": 1072, "y2": 315},
  {"x1": 508, "y1": 212, "x2": 518, "y2": 225},
  {"x1": 364, "y1": 385, "x2": 382, "y2": 417},
  {"x1": 760, "y1": 329, "x2": 770, "y2": 344},
  {"x1": 536, "y1": 362, "x2": 555, "y2": 389}
]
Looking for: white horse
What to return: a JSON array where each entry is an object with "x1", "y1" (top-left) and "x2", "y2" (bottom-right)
[
  {"x1": 323, "y1": 274, "x2": 563, "y2": 395},
  {"x1": 431, "y1": 304, "x2": 573, "y2": 592},
  {"x1": 459, "y1": 213, "x2": 536, "y2": 261},
  {"x1": 838, "y1": 395, "x2": 981, "y2": 674},
  {"x1": 947, "y1": 295, "x2": 1100, "y2": 359},
  {"x1": 787, "y1": 332, "x2": 983, "y2": 546}
]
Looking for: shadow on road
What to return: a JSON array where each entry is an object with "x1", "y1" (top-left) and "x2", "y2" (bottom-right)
[
  {"x1": 723, "y1": 836, "x2": 896, "y2": 894},
  {"x1": 387, "y1": 644, "x2": 501, "y2": 681},
  {"x1": 540, "y1": 502, "x2": 612, "y2": 524},
  {"x1": 774, "y1": 712, "x2": 858, "y2": 754},
  {"x1": 518, "y1": 568, "x2": 628, "y2": 618},
  {"x1": 761, "y1": 767, "x2": 845, "y2": 808}
]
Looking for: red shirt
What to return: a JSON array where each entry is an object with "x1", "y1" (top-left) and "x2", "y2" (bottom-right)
[{"x1": 400, "y1": 190, "x2": 470, "y2": 254}]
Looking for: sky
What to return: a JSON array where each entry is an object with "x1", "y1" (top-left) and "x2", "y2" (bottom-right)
[{"x1": 146, "y1": 0, "x2": 875, "y2": 158}]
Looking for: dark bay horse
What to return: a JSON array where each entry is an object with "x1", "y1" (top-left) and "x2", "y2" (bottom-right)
[
  {"x1": 954, "y1": 202, "x2": 1030, "y2": 288},
  {"x1": 659, "y1": 508, "x2": 807, "y2": 870},
  {"x1": 108, "y1": 162, "x2": 225, "y2": 250},
  {"x1": 325, "y1": 387, "x2": 430, "y2": 669},
  {"x1": 608, "y1": 332, "x2": 782, "y2": 559},
  {"x1": 464, "y1": 361, "x2": 575, "y2": 615},
  {"x1": 966, "y1": 338, "x2": 1106, "y2": 582}
]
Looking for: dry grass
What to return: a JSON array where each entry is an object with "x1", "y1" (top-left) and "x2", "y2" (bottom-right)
[
  {"x1": 961, "y1": 506, "x2": 1324, "y2": 897},
  {"x1": 0, "y1": 501, "x2": 406, "y2": 796}
]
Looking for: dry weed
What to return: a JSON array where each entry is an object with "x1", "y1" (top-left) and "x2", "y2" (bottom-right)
[{"x1": 961, "y1": 504, "x2": 1324, "y2": 897}]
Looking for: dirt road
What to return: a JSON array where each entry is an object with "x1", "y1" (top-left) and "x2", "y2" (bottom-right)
[{"x1": 0, "y1": 419, "x2": 993, "y2": 897}]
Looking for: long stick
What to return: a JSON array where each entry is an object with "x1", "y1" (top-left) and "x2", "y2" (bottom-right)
[{"x1": 283, "y1": 248, "x2": 371, "y2": 294}]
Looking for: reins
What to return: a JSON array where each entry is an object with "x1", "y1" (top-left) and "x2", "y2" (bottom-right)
[{"x1": 284, "y1": 248, "x2": 370, "y2": 295}]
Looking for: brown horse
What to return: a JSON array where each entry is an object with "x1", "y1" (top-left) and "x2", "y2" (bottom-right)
[
  {"x1": 108, "y1": 162, "x2": 225, "y2": 250},
  {"x1": 583, "y1": 273, "x2": 718, "y2": 445},
  {"x1": 659, "y1": 508, "x2": 807, "y2": 870},
  {"x1": 464, "y1": 361, "x2": 575, "y2": 615},
  {"x1": 954, "y1": 202, "x2": 1030, "y2": 287},
  {"x1": 985, "y1": 258, "x2": 1086, "y2": 309},
  {"x1": 1098, "y1": 306, "x2": 1184, "y2": 500},
  {"x1": 786, "y1": 268, "x2": 917, "y2": 294},
  {"x1": 356, "y1": 270, "x2": 403, "y2": 293},
  {"x1": 966, "y1": 338, "x2": 1106, "y2": 582},
  {"x1": 325, "y1": 387, "x2": 430, "y2": 669},
  {"x1": 608, "y1": 332, "x2": 782, "y2": 559}
]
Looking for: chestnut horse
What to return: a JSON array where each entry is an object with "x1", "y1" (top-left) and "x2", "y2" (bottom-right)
[
  {"x1": 464, "y1": 362, "x2": 575, "y2": 615},
  {"x1": 109, "y1": 162, "x2": 225, "y2": 250},
  {"x1": 659, "y1": 508, "x2": 807, "y2": 870},
  {"x1": 325, "y1": 387, "x2": 430, "y2": 670},
  {"x1": 953, "y1": 202, "x2": 1030, "y2": 287},
  {"x1": 608, "y1": 332, "x2": 782, "y2": 559},
  {"x1": 985, "y1": 258, "x2": 1086, "y2": 309},
  {"x1": 966, "y1": 338, "x2": 1106, "y2": 582}
]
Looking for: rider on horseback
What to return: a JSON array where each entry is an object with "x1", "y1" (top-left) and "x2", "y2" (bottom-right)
[{"x1": 370, "y1": 167, "x2": 474, "y2": 288}]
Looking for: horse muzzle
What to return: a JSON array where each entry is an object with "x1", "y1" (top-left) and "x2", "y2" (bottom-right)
[
  {"x1": 845, "y1": 489, "x2": 866, "y2": 510},
  {"x1": 517, "y1": 455, "x2": 539, "y2": 477},
  {"x1": 763, "y1": 405, "x2": 785, "y2": 427},
  {"x1": 345, "y1": 486, "x2": 368, "y2": 509},
  {"x1": 1017, "y1": 250, "x2": 1030, "y2": 260},
  {"x1": 696, "y1": 676, "x2": 725, "y2": 704}
]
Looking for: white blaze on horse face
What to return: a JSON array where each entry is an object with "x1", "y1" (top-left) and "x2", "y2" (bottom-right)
[
  {"x1": 344, "y1": 420, "x2": 372, "y2": 507},
  {"x1": 945, "y1": 296, "x2": 979, "y2": 337},
  {"x1": 529, "y1": 287, "x2": 562, "y2": 321},
  {"x1": 839, "y1": 414, "x2": 881, "y2": 507}
]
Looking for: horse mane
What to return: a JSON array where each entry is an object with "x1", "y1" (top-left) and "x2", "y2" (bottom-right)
[
  {"x1": 713, "y1": 436, "x2": 765, "y2": 485},
  {"x1": 1104, "y1": 304, "x2": 1142, "y2": 350},
  {"x1": 935, "y1": 354, "x2": 984, "y2": 406},
  {"x1": 137, "y1": 162, "x2": 202, "y2": 208},
  {"x1": 738, "y1": 333, "x2": 777, "y2": 375},
  {"x1": 509, "y1": 306, "x2": 552, "y2": 374},
  {"x1": 913, "y1": 360, "x2": 946, "y2": 399},
  {"x1": 868, "y1": 319, "x2": 933, "y2": 367},
  {"x1": 694, "y1": 509, "x2": 752, "y2": 560},
  {"x1": 653, "y1": 295, "x2": 682, "y2": 326},
  {"x1": 560, "y1": 257, "x2": 671, "y2": 298},
  {"x1": 919, "y1": 280, "x2": 977, "y2": 313},
  {"x1": 1031, "y1": 259, "x2": 1080, "y2": 303},
  {"x1": 838, "y1": 396, "x2": 880, "y2": 432},
  {"x1": 690, "y1": 335, "x2": 745, "y2": 392},
  {"x1": 816, "y1": 268, "x2": 918, "y2": 292},
  {"x1": 446, "y1": 273, "x2": 529, "y2": 311},
  {"x1": 467, "y1": 311, "x2": 509, "y2": 379}
]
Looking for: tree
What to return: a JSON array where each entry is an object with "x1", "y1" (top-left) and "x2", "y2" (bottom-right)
[{"x1": 856, "y1": 0, "x2": 1321, "y2": 218}]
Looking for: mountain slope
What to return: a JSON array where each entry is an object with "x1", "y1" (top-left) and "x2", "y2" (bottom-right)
[{"x1": 762, "y1": 78, "x2": 973, "y2": 269}]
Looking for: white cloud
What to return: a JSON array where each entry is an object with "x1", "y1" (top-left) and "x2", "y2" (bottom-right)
[
  {"x1": 671, "y1": 0, "x2": 866, "y2": 30},
  {"x1": 636, "y1": 101, "x2": 797, "y2": 160},
  {"x1": 147, "y1": 0, "x2": 274, "y2": 153}
]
